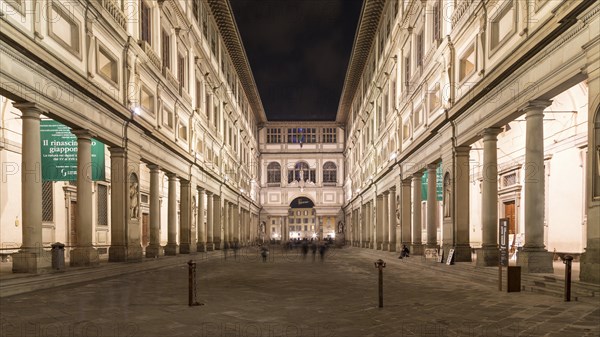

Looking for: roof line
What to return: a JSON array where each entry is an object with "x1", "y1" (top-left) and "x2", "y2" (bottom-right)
[
  {"x1": 208, "y1": 0, "x2": 268, "y2": 123},
  {"x1": 335, "y1": 0, "x2": 386, "y2": 124}
]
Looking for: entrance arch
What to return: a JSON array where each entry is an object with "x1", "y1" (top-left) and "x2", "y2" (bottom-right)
[{"x1": 288, "y1": 197, "x2": 316, "y2": 240}]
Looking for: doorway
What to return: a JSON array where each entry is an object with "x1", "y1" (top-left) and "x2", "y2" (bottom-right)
[{"x1": 504, "y1": 201, "x2": 516, "y2": 253}]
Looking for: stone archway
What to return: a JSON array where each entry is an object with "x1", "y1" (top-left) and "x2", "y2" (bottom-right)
[{"x1": 288, "y1": 197, "x2": 316, "y2": 240}]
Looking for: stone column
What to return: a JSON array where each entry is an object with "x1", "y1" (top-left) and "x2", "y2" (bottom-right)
[
  {"x1": 411, "y1": 172, "x2": 424, "y2": 255},
  {"x1": 223, "y1": 201, "x2": 229, "y2": 249},
  {"x1": 108, "y1": 147, "x2": 133, "y2": 262},
  {"x1": 197, "y1": 188, "x2": 206, "y2": 252},
  {"x1": 518, "y1": 100, "x2": 553, "y2": 273},
  {"x1": 12, "y1": 104, "x2": 50, "y2": 273},
  {"x1": 382, "y1": 192, "x2": 390, "y2": 251},
  {"x1": 454, "y1": 146, "x2": 472, "y2": 262},
  {"x1": 376, "y1": 194, "x2": 384, "y2": 250},
  {"x1": 164, "y1": 173, "x2": 179, "y2": 255},
  {"x1": 146, "y1": 165, "x2": 161, "y2": 257},
  {"x1": 179, "y1": 180, "x2": 192, "y2": 254},
  {"x1": 388, "y1": 187, "x2": 396, "y2": 252},
  {"x1": 214, "y1": 195, "x2": 222, "y2": 249},
  {"x1": 70, "y1": 130, "x2": 99, "y2": 267},
  {"x1": 582, "y1": 61, "x2": 600, "y2": 283},
  {"x1": 426, "y1": 164, "x2": 438, "y2": 249},
  {"x1": 206, "y1": 192, "x2": 214, "y2": 251},
  {"x1": 283, "y1": 217, "x2": 288, "y2": 242},
  {"x1": 358, "y1": 206, "x2": 364, "y2": 247},
  {"x1": 401, "y1": 179, "x2": 412, "y2": 249},
  {"x1": 476, "y1": 128, "x2": 502, "y2": 266}
]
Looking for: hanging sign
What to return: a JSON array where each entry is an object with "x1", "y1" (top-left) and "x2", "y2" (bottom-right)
[
  {"x1": 421, "y1": 163, "x2": 443, "y2": 201},
  {"x1": 40, "y1": 120, "x2": 105, "y2": 181}
]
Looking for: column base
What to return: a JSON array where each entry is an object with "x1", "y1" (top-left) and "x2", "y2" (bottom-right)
[
  {"x1": 70, "y1": 247, "x2": 100, "y2": 267},
  {"x1": 410, "y1": 243, "x2": 424, "y2": 256},
  {"x1": 388, "y1": 242, "x2": 396, "y2": 252},
  {"x1": 109, "y1": 245, "x2": 143, "y2": 262},
  {"x1": 206, "y1": 242, "x2": 215, "y2": 251},
  {"x1": 426, "y1": 243, "x2": 439, "y2": 249},
  {"x1": 580, "y1": 248, "x2": 600, "y2": 284},
  {"x1": 179, "y1": 243, "x2": 192, "y2": 254},
  {"x1": 382, "y1": 241, "x2": 389, "y2": 251},
  {"x1": 214, "y1": 240, "x2": 222, "y2": 250},
  {"x1": 376, "y1": 242, "x2": 383, "y2": 250},
  {"x1": 145, "y1": 244, "x2": 162, "y2": 258},
  {"x1": 164, "y1": 243, "x2": 179, "y2": 256},
  {"x1": 196, "y1": 243, "x2": 207, "y2": 252},
  {"x1": 12, "y1": 251, "x2": 51, "y2": 273},
  {"x1": 451, "y1": 244, "x2": 472, "y2": 262},
  {"x1": 517, "y1": 249, "x2": 553, "y2": 273},
  {"x1": 476, "y1": 246, "x2": 499, "y2": 267}
]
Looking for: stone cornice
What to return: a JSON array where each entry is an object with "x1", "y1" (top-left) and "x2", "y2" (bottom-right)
[
  {"x1": 207, "y1": 0, "x2": 268, "y2": 123},
  {"x1": 335, "y1": 0, "x2": 386, "y2": 124}
]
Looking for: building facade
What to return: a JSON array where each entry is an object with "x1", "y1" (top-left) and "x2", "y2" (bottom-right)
[
  {"x1": 0, "y1": 0, "x2": 599, "y2": 285},
  {"x1": 0, "y1": 0, "x2": 264, "y2": 271},
  {"x1": 259, "y1": 122, "x2": 345, "y2": 242},
  {"x1": 339, "y1": 0, "x2": 599, "y2": 282}
]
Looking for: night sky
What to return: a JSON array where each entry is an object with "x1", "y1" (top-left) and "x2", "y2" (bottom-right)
[{"x1": 230, "y1": 0, "x2": 363, "y2": 121}]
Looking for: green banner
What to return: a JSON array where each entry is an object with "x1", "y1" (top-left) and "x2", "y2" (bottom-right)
[
  {"x1": 421, "y1": 163, "x2": 443, "y2": 201},
  {"x1": 40, "y1": 120, "x2": 105, "y2": 181}
]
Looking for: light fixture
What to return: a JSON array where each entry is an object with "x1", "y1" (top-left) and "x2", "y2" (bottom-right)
[{"x1": 133, "y1": 106, "x2": 141, "y2": 116}]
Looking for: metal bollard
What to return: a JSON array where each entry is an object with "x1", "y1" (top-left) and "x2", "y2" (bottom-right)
[
  {"x1": 563, "y1": 255, "x2": 573, "y2": 302},
  {"x1": 188, "y1": 260, "x2": 203, "y2": 307},
  {"x1": 374, "y1": 259, "x2": 386, "y2": 308}
]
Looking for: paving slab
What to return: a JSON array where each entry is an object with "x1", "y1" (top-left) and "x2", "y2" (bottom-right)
[{"x1": 0, "y1": 246, "x2": 598, "y2": 337}]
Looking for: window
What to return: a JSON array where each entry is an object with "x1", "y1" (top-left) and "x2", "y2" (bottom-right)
[
  {"x1": 97, "y1": 45, "x2": 118, "y2": 85},
  {"x1": 413, "y1": 107, "x2": 423, "y2": 128},
  {"x1": 48, "y1": 2, "x2": 80, "y2": 57},
  {"x1": 416, "y1": 32, "x2": 423, "y2": 67},
  {"x1": 402, "y1": 121, "x2": 411, "y2": 140},
  {"x1": 287, "y1": 128, "x2": 316, "y2": 144},
  {"x1": 502, "y1": 172, "x2": 517, "y2": 188},
  {"x1": 404, "y1": 55, "x2": 411, "y2": 91},
  {"x1": 288, "y1": 162, "x2": 315, "y2": 183},
  {"x1": 432, "y1": 1, "x2": 441, "y2": 44},
  {"x1": 178, "y1": 122, "x2": 188, "y2": 141},
  {"x1": 140, "y1": 1, "x2": 152, "y2": 45},
  {"x1": 192, "y1": 0, "x2": 200, "y2": 22},
  {"x1": 205, "y1": 91, "x2": 211, "y2": 121},
  {"x1": 267, "y1": 162, "x2": 281, "y2": 184},
  {"x1": 323, "y1": 162, "x2": 337, "y2": 184},
  {"x1": 97, "y1": 184, "x2": 108, "y2": 226},
  {"x1": 162, "y1": 29, "x2": 170, "y2": 70},
  {"x1": 178, "y1": 52, "x2": 186, "y2": 90},
  {"x1": 42, "y1": 181, "x2": 53, "y2": 222},
  {"x1": 322, "y1": 128, "x2": 336, "y2": 143},
  {"x1": 428, "y1": 83, "x2": 441, "y2": 114},
  {"x1": 140, "y1": 86, "x2": 154, "y2": 114},
  {"x1": 267, "y1": 128, "x2": 282, "y2": 143},
  {"x1": 163, "y1": 108, "x2": 174, "y2": 129},
  {"x1": 195, "y1": 78, "x2": 202, "y2": 111},
  {"x1": 490, "y1": 1, "x2": 516, "y2": 52},
  {"x1": 459, "y1": 44, "x2": 476, "y2": 82}
]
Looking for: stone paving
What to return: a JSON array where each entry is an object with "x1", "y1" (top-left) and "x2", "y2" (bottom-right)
[{"x1": 0, "y1": 246, "x2": 598, "y2": 337}]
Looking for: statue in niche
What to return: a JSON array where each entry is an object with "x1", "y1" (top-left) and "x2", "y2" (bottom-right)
[
  {"x1": 129, "y1": 175, "x2": 140, "y2": 219},
  {"x1": 443, "y1": 173, "x2": 451, "y2": 218},
  {"x1": 259, "y1": 221, "x2": 266, "y2": 234},
  {"x1": 338, "y1": 221, "x2": 345, "y2": 233},
  {"x1": 395, "y1": 195, "x2": 401, "y2": 223}
]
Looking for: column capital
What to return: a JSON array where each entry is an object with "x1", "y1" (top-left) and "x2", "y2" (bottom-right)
[
  {"x1": 166, "y1": 172, "x2": 177, "y2": 180},
  {"x1": 110, "y1": 146, "x2": 127, "y2": 157},
  {"x1": 206, "y1": 191, "x2": 213, "y2": 196},
  {"x1": 427, "y1": 163, "x2": 438, "y2": 171},
  {"x1": 71, "y1": 129, "x2": 95, "y2": 140},
  {"x1": 412, "y1": 171, "x2": 423, "y2": 179},
  {"x1": 401, "y1": 178, "x2": 412, "y2": 186},
  {"x1": 482, "y1": 127, "x2": 503, "y2": 140},
  {"x1": 147, "y1": 163, "x2": 160, "y2": 172},
  {"x1": 382, "y1": 190, "x2": 390, "y2": 196},
  {"x1": 180, "y1": 179, "x2": 191, "y2": 186},
  {"x1": 198, "y1": 187, "x2": 206, "y2": 193},
  {"x1": 519, "y1": 99, "x2": 553, "y2": 114},
  {"x1": 454, "y1": 145, "x2": 471, "y2": 155},
  {"x1": 13, "y1": 102, "x2": 43, "y2": 118}
]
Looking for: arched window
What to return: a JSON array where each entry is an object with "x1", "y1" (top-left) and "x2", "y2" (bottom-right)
[
  {"x1": 288, "y1": 162, "x2": 315, "y2": 183},
  {"x1": 323, "y1": 162, "x2": 337, "y2": 184},
  {"x1": 267, "y1": 162, "x2": 281, "y2": 184}
]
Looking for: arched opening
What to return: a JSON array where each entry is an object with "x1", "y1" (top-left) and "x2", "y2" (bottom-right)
[
  {"x1": 267, "y1": 162, "x2": 281, "y2": 185},
  {"x1": 287, "y1": 197, "x2": 316, "y2": 240},
  {"x1": 287, "y1": 161, "x2": 315, "y2": 183},
  {"x1": 323, "y1": 161, "x2": 337, "y2": 185}
]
